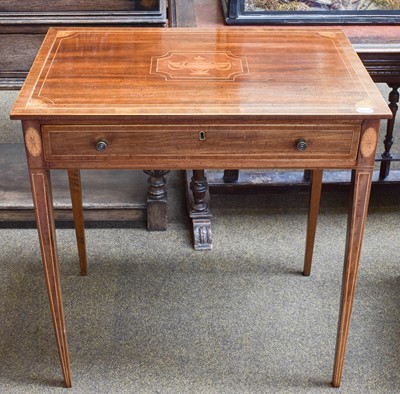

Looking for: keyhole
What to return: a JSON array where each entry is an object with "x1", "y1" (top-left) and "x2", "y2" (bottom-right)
[{"x1": 199, "y1": 131, "x2": 206, "y2": 141}]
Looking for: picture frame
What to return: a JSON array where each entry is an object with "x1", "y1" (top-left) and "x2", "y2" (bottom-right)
[
  {"x1": 222, "y1": 0, "x2": 400, "y2": 24},
  {"x1": 0, "y1": 1, "x2": 167, "y2": 26}
]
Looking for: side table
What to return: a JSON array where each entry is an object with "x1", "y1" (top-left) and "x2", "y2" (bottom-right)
[{"x1": 11, "y1": 27, "x2": 391, "y2": 388}]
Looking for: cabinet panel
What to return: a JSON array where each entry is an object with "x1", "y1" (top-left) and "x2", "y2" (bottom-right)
[
  {"x1": 0, "y1": 34, "x2": 44, "y2": 87},
  {"x1": 0, "y1": 1, "x2": 160, "y2": 12},
  {"x1": 0, "y1": 1, "x2": 167, "y2": 89}
]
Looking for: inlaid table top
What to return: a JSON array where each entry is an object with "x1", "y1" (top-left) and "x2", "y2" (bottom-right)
[{"x1": 11, "y1": 27, "x2": 390, "y2": 119}]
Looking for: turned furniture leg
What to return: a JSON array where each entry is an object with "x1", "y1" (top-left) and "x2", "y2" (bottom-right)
[
  {"x1": 30, "y1": 169, "x2": 72, "y2": 387},
  {"x1": 191, "y1": 169, "x2": 208, "y2": 212},
  {"x1": 303, "y1": 169, "x2": 323, "y2": 276},
  {"x1": 68, "y1": 169, "x2": 87, "y2": 276},
  {"x1": 187, "y1": 169, "x2": 212, "y2": 250},
  {"x1": 379, "y1": 83, "x2": 399, "y2": 180},
  {"x1": 144, "y1": 170, "x2": 169, "y2": 231}
]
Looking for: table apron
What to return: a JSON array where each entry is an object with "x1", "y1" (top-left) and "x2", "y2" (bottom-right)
[{"x1": 41, "y1": 123, "x2": 361, "y2": 170}]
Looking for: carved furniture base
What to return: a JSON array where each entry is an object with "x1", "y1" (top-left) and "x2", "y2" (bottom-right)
[
  {"x1": 185, "y1": 170, "x2": 212, "y2": 250},
  {"x1": 192, "y1": 218, "x2": 213, "y2": 251}
]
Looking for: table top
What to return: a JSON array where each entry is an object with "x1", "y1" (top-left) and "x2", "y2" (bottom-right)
[{"x1": 11, "y1": 27, "x2": 391, "y2": 121}]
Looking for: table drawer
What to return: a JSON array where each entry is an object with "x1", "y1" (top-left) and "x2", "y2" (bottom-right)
[{"x1": 42, "y1": 123, "x2": 360, "y2": 167}]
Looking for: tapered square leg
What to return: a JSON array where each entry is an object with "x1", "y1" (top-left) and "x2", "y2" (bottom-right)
[
  {"x1": 332, "y1": 169, "x2": 373, "y2": 388},
  {"x1": 29, "y1": 169, "x2": 72, "y2": 387},
  {"x1": 332, "y1": 119, "x2": 380, "y2": 387},
  {"x1": 24, "y1": 121, "x2": 72, "y2": 387},
  {"x1": 303, "y1": 169, "x2": 323, "y2": 276},
  {"x1": 68, "y1": 169, "x2": 87, "y2": 276}
]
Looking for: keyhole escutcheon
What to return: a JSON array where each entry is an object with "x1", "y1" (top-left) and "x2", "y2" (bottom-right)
[{"x1": 199, "y1": 131, "x2": 206, "y2": 141}]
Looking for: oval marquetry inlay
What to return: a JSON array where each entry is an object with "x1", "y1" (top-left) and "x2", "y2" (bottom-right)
[
  {"x1": 25, "y1": 127, "x2": 42, "y2": 157},
  {"x1": 360, "y1": 127, "x2": 377, "y2": 158}
]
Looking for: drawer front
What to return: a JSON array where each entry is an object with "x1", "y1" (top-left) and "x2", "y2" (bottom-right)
[{"x1": 42, "y1": 124, "x2": 360, "y2": 168}]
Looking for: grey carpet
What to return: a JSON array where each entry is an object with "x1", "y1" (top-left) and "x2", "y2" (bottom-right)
[{"x1": 1, "y1": 86, "x2": 400, "y2": 393}]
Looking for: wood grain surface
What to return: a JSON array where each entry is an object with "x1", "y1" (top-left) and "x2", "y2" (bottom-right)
[{"x1": 11, "y1": 28, "x2": 391, "y2": 120}]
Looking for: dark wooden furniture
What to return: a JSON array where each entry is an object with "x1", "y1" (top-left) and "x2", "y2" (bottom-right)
[
  {"x1": 0, "y1": 0, "x2": 167, "y2": 89},
  {"x1": 221, "y1": 0, "x2": 400, "y2": 24},
  {"x1": 11, "y1": 27, "x2": 391, "y2": 388},
  {"x1": 0, "y1": 0, "x2": 168, "y2": 227},
  {"x1": 172, "y1": 2, "x2": 400, "y2": 238},
  {"x1": 214, "y1": 27, "x2": 400, "y2": 196},
  {"x1": 355, "y1": 35, "x2": 400, "y2": 179}
]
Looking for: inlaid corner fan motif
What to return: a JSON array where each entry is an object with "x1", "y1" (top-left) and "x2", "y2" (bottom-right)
[{"x1": 151, "y1": 52, "x2": 249, "y2": 81}]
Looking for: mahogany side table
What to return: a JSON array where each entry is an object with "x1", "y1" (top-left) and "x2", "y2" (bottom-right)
[{"x1": 10, "y1": 27, "x2": 391, "y2": 388}]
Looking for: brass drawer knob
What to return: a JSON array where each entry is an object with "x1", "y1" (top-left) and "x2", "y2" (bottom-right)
[
  {"x1": 296, "y1": 138, "x2": 307, "y2": 152},
  {"x1": 96, "y1": 139, "x2": 108, "y2": 152}
]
